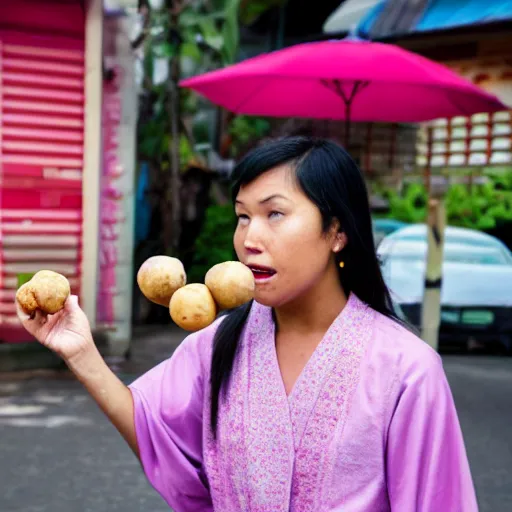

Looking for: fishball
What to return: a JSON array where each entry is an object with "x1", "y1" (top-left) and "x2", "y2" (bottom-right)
[
  {"x1": 16, "y1": 270, "x2": 71, "y2": 315},
  {"x1": 170, "y1": 284, "x2": 217, "y2": 332},
  {"x1": 205, "y1": 261, "x2": 255, "y2": 310},
  {"x1": 137, "y1": 256, "x2": 186, "y2": 307}
]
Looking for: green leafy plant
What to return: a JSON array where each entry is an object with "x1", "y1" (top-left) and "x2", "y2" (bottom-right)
[
  {"x1": 239, "y1": 0, "x2": 288, "y2": 25},
  {"x1": 187, "y1": 204, "x2": 237, "y2": 283},
  {"x1": 228, "y1": 115, "x2": 271, "y2": 157},
  {"x1": 385, "y1": 183, "x2": 428, "y2": 223},
  {"x1": 136, "y1": 1, "x2": 285, "y2": 256},
  {"x1": 379, "y1": 168, "x2": 512, "y2": 246}
]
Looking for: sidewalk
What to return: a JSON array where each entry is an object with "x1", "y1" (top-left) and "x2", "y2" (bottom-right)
[
  {"x1": 113, "y1": 324, "x2": 187, "y2": 376},
  {"x1": 0, "y1": 323, "x2": 187, "y2": 381}
]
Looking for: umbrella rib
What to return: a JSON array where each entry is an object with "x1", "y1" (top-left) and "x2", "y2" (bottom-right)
[
  {"x1": 232, "y1": 76, "x2": 371, "y2": 117},
  {"x1": 231, "y1": 77, "x2": 275, "y2": 114},
  {"x1": 319, "y1": 79, "x2": 370, "y2": 146},
  {"x1": 320, "y1": 79, "x2": 370, "y2": 107},
  {"x1": 235, "y1": 76, "x2": 370, "y2": 116},
  {"x1": 345, "y1": 80, "x2": 370, "y2": 104},
  {"x1": 443, "y1": 88, "x2": 482, "y2": 119}
]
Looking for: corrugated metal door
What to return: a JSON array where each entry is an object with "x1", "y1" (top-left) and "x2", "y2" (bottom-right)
[{"x1": 0, "y1": 23, "x2": 85, "y2": 341}]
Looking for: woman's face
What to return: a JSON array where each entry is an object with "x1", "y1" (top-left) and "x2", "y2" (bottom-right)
[{"x1": 234, "y1": 165, "x2": 341, "y2": 308}]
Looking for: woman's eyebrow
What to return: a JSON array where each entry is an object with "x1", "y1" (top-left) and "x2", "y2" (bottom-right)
[
  {"x1": 259, "y1": 194, "x2": 289, "y2": 204},
  {"x1": 235, "y1": 194, "x2": 290, "y2": 206}
]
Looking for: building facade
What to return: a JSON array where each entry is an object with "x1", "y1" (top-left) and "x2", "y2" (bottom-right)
[{"x1": 0, "y1": 0, "x2": 137, "y2": 359}]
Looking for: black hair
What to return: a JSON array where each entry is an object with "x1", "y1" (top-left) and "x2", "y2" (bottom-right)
[{"x1": 210, "y1": 136, "x2": 401, "y2": 435}]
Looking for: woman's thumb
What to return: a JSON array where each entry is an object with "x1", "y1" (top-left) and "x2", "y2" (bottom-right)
[{"x1": 65, "y1": 294, "x2": 80, "y2": 311}]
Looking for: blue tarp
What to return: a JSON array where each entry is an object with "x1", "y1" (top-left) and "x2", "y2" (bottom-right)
[
  {"x1": 356, "y1": 0, "x2": 512, "y2": 38},
  {"x1": 135, "y1": 162, "x2": 151, "y2": 245}
]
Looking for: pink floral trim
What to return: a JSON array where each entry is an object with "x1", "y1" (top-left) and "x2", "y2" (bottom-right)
[
  {"x1": 245, "y1": 303, "x2": 295, "y2": 511},
  {"x1": 204, "y1": 322, "x2": 252, "y2": 511},
  {"x1": 292, "y1": 295, "x2": 375, "y2": 510},
  {"x1": 203, "y1": 295, "x2": 375, "y2": 511}
]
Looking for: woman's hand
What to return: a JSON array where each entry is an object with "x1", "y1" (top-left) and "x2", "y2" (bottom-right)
[
  {"x1": 17, "y1": 293, "x2": 139, "y2": 456},
  {"x1": 16, "y1": 295, "x2": 94, "y2": 363}
]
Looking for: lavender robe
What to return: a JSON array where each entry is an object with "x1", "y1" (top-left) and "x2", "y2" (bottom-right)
[{"x1": 129, "y1": 294, "x2": 478, "y2": 511}]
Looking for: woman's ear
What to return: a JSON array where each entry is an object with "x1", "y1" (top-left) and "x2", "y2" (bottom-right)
[
  {"x1": 332, "y1": 231, "x2": 347, "y2": 253},
  {"x1": 328, "y1": 219, "x2": 347, "y2": 252},
  {"x1": 329, "y1": 218, "x2": 341, "y2": 237}
]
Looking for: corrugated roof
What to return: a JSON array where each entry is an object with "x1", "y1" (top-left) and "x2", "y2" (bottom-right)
[
  {"x1": 356, "y1": 0, "x2": 512, "y2": 39},
  {"x1": 323, "y1": 0, "x2": 381, "y2": 34}
]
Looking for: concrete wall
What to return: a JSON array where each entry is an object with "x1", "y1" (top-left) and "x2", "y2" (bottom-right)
[
  {"x1": 417, "y1": 37, "x2": 512, "y2": 172},
  {"x1": 98, "y1": 12, "x2": 138, "y2": 356}
]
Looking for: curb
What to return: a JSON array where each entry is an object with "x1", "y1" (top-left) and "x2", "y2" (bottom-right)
[
  {"x1": 0, "y1": 329, "x2": 111, "y2": 373},
  {"x1": 0, "y1": 342, "x2": 64, "y2": 373}
]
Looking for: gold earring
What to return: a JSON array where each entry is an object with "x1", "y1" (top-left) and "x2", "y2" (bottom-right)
[{"x1": 339, "y1": 261, "x2": 345, "y2": 268}]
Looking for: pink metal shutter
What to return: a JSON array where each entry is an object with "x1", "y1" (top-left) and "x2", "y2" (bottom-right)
[{"x1": 0, "y1": 25, "x2": 85, "y2": 342}]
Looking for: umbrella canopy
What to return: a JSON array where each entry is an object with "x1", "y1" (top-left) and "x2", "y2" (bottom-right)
[
  {"x1": 180, "y1": 39, "x2": 505, "y2": 127},
  {"x1": 180, "y1": 39, "x2": 507, "y2": 351}
]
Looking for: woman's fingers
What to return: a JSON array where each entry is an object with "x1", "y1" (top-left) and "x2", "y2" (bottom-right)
[
  {"x1": 15, "y1": 300, "x2": 31, "y2": 324},
  {"x1": 15, "y1": 300, "x2": 49, "y2": 336},
  {"x1": 16, "y1": 295, "x2": 78, "y2": 341},
  {"x1": 16, "y1": 301, "x2": 39, "y2": 335},
  {"x1": 34, "y1": 309, "x2": 48, "y2": 325}
]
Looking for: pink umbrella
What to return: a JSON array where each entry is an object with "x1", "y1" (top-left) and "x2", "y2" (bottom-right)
[{"x1": 180, "y1": 38, "x2": 506, "y2": 145}]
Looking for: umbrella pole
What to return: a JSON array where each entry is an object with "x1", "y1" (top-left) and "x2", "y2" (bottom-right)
[
  {"x1": 344, "y1": 106, "x2": 351, "y2": 148},
  {"x1": 325, "y1": 79, "x2": 369, "y2": 150}
]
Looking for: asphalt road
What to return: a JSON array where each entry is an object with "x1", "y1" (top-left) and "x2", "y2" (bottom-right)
[{"x1": 0, "y1": 354, "x2": 511, "y2": 512}]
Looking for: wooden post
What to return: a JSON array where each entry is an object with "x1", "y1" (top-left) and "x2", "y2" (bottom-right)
[
  {"x1": 421, "y1": 176, "x2": 448, "y2": 350},
  {"x1": 168, "y1": 1, "x2": 182, "y2": 255},
  {"x1": 424, "y1": 125, "x2": 433, "y2": 194},
  {"x1": 365, "y1": 123, "x2": 373, "y2": 175},
  {"x1": 81, "y1": 0, "x2": 103, "y2": 328}
]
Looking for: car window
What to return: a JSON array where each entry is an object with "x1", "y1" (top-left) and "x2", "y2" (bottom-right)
[
  {"x1": 383, "y1": 253, "x2": 423, "y2": 262},
  {"x1": 380, "y1": 242, "x2": 510, "y2": 266},
  {"x1": 396, "y1": 231, "x2": 500, "y2": 249},
  {"x1": 444, "y1": 248, "x2": 507, "y2": 265}
]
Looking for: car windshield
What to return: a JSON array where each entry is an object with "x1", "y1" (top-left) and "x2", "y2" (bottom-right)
[
  {"x1": 397, "y1": 231, "x2": 502, "y2": 249},
  {"x1": 380, "y1": 242, "x2": 511, "y2": 266},
  {"x1": 444, "y1": 247, "x2": 509, "y2": 265}
]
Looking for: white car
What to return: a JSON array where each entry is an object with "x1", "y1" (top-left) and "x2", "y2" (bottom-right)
[{"x1": 378, "y1": 224, "x2": 512, "y2": 351}]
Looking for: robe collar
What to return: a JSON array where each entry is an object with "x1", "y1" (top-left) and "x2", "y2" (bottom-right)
[{"x1": 205, "y1": 293, "x2": 375, "y2": 511}]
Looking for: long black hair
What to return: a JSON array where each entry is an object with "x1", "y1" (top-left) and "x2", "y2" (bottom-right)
[{"x1": 210, "y1": 136, "x2": 400, "y2": 435}]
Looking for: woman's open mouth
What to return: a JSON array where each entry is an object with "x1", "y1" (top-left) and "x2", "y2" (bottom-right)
[{"x1": 248, "y1": 264, "x2": 277, "y2": 282}]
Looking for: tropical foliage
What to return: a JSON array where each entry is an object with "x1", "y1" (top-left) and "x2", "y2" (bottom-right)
[
  {"x1": 136, "y1": 0, "x2": 284, "y2": 257},
  {"x1": 376, "y1": 168, "x2": 512, "y2": 247}
]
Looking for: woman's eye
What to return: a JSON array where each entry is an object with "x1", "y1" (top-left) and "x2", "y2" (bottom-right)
[
  {"x1": 269, "y1": 211, "x2": 283, "y2": 220},
  {"x1": 237, "y1": 214, "x2": 250, "y2": 224}
]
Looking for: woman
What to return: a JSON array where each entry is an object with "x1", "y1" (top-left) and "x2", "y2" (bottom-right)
[{"x1": 18, "y1": 137, "x2": 478, "y2": 511}]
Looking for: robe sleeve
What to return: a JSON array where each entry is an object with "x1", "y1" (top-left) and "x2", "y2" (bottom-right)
[
  {"x1": 385, "y1": 350, "x2": 478, "y2": 511},
  {"x1": 128, "y1": 329, "x2": 213, "y2": 512}
]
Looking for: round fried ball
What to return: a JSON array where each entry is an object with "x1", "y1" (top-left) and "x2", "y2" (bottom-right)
[
  {"x1": 170, "y1": 284, "x2": 217, "y2": 332},
  {"x1": 137, "y1": 256, "x2": 186, "y2": 307},
  {"x1": 205, "y1": 261, "x2": 255, "y2": 310},
  {"x1": 16, "y1": 270, "x2": 71, "y2": 315}
]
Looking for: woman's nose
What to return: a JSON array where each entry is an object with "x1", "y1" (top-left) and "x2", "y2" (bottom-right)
[
  {"x1": 243, "y1": 220, "x2": 264, "y2": 254},
  {"x1": 244, "y1": 242, "x2": 262, "y2": 255}
]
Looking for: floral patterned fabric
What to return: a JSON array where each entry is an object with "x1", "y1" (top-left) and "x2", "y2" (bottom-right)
[{"x1": 130, "y1": 295, "x2": 478, "y2": 512}]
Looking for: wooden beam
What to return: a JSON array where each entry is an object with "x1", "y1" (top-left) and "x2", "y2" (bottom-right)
[{"x1": 80, "y1": 0, "x2": 103, "y2": 328}]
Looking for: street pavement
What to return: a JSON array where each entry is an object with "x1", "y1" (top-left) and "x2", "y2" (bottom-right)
[{"x1": 0, "y1": 328, "x2": 511, "y2": 512}]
